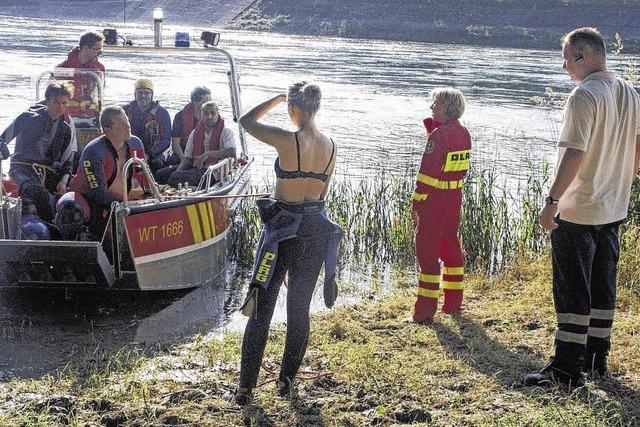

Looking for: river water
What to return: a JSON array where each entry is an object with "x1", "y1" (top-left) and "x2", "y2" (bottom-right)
[
  {"x1": 2, "y1": 15, "x2": 635, "y2": 182},
  {"x1": 0, "y1": 15, "x2": 635, "y2": 379}
]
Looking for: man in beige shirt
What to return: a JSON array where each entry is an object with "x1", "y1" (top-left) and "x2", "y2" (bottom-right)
[{"x1": 526, "y1": 27, "x2": 640, "y2": 387}]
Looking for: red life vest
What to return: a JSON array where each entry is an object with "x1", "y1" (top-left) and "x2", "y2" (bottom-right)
[
  {"x1": 180, "y1": 103, "x2": 197, "y2": 149},
  {"x1": 57, "y1": 48, "x2": 105, "y2": 119},
  {"x1": 192, "y1": 117, "x2": 224, "y2": 167}
]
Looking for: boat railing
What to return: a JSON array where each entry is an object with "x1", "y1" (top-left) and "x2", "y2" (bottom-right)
[
  {"x1": 194, "y1": 157, "x2": 234, "y2": 193},
  {"x1": 35, "y1": 69, "x2": 105, "y2": 105},
  {"x1": 121, "y1": 155, "x2": 164, "y2": 207}
]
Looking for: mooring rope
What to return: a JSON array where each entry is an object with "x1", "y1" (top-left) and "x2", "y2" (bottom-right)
[{"x1": 10, "y1": 161, "x2": 54, "y2": 186}]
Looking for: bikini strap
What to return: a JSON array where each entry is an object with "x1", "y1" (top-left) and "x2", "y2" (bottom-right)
[
  {"x1": 322, "y1": 138, "x2": 336, "y2": 174},
  {"x1": 294, "y1": 132, "x2": 302, "y2": 172}
]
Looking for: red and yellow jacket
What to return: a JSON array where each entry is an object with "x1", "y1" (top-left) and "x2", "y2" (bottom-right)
[
  {"x1": 412, "y1": 118, "x2": 472, "y2": 210},
  {"x1": 57, "y1": 48, "x2": 105, "y2": 119}
]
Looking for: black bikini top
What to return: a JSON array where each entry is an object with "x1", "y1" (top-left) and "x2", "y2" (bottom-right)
[{"x1": 274, "y1": 132, "x2": 335, "y2": 182}]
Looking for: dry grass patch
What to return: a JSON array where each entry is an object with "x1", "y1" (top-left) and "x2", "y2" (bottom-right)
[{"x1": 0, "y1": 251, "x2": 638, "y2": 425}]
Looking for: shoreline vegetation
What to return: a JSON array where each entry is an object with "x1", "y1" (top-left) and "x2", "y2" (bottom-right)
[
  {"x1": 2, "y1": 168, "x2": 640, "y2": 425},
  {"x1": 228, "y1": 0, "x2": 640, "y2": 53},
  {"x1": 0, "y1": 7, "x2": 639, "y2": 425}
]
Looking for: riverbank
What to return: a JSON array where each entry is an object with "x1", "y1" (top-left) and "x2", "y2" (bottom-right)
[
  {"x1": 228, "y1": 0, "x2": 640, "y2": 53},
  {"x1": 1, "y1": 248, "x2": 638, "y2": 425},
  {"x1": 2, "y1": 1, "x2": 640, "y2": 53}
]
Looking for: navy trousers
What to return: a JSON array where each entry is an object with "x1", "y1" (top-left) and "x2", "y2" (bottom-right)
[{"x1": 551, "y1": 218, "x2": 619, "y2": 372}]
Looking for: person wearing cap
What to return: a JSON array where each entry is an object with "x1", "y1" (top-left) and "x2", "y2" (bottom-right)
[
  {"x1": 122, "y1": 79, "x2": 172, "y2": 174},
  {"x1": 57, "y1": 31, "x2": 105, "y2": 120}
]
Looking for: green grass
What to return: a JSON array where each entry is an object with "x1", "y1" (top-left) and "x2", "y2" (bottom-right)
[{"x1": 1, "y1": 249, "x2": 638, "y2": 425}]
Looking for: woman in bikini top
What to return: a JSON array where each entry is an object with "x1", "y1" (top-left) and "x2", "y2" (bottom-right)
[
  {"x1": 239, "y1": 81, "x2": 336, "y2": 202},
  {"x1": 235, "y1": 82, "x2": 339, "y2": 405}
]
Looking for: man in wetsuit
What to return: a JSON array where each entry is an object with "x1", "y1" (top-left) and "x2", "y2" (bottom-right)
[
  {"x1": 60, "y1": 105, "x2": 145, "y2": 238},
  {"x1": 123, "y1": 79, "x2": 171, "y2": 174},
  {"x1": 155, "y1": 86, "x2": 212, "y2": 184},
  {"x1": 0, "y1": 81, "x2": 75, "y2": 222},
  {"x1": 167, "y1": 101, "x2": 236, "y2": 188},
  {"x1": 57, "y1": 31, "x2": 105, "y2": 120}
]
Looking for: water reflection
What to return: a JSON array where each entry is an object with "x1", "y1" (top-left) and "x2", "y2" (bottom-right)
[{"x1": 0, "y1": 257, "x2": 384, "y2": 380}]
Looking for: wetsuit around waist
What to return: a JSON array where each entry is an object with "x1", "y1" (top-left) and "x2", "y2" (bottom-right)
[
  {"x1": 250, "y1": 197, "x2": 344, "y2": 307},
  {"x1": 274, "y1": 133, "x2": 335, "y2": 182},
  {"x1": 239, "y1": 197, "x2": 344, "y2": 389}
]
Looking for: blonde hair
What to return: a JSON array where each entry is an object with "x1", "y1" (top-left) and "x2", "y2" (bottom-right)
[
  {"x1": 431, "y1": 87, "x2": 466, "y2": 119},
  {"x1": 287, "y1": 81, "x2": 321, "y2": 114}
]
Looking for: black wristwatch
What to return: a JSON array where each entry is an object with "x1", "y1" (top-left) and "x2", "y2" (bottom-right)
[{"x1": 545, "y1": 195, "x2": 559, "y2": 205}]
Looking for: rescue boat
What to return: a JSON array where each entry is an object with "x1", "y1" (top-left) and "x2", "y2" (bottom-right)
[{"x1": 0, "y1": 37, "x2": 252, "y2": 291}]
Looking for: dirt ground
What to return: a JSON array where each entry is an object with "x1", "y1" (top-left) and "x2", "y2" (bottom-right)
[{"x1": 0, "y1": 279, "x2": 245, "y2": 382}]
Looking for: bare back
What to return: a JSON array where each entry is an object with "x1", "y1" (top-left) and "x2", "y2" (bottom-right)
[{"x1": 273, "y1": 129, "x2": 336, "y2": 202}]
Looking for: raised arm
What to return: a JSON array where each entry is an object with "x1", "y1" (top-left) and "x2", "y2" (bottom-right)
[{"x1": 239, "y1": 94, "x2": 292, "y2": 148}]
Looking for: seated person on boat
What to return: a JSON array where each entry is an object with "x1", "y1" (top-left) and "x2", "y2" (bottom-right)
[
  {"x1": 0, "y1": 81, "x2": 75, "y2": 223},
  {"x1": 155, "y1": 86, "x2": 212, "y2": 184},
  {"x1": 167, "y1": 101, "x2": 236, "y2": 188},
  {"x1": 57, "y1": 105, "x2": 146, "y2": 240},
  {"x1": 123, "y1": 79, "x2": 171, "y2": 174},
  {"x1": 56, "y1": 31, "x2": 105, "y2": 121}
]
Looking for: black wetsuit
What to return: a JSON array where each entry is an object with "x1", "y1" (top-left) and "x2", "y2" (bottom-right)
[
  {"x1": 239, "y1": 135, "x2": 340, "y2": 389},
  {"x1": 239, "y1": 200, "x2": 342, "y2": 389}
]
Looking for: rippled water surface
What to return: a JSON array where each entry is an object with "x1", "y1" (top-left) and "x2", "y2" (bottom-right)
[{"x1": 2, "y1": 15, "x2": 634, "y2": 182}]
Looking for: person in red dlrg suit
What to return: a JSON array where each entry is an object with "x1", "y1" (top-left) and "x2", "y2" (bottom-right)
[{"x1": 412, "y1": 87, "x2": 472, "y2": 323}]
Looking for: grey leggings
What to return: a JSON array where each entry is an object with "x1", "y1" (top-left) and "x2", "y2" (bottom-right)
[{"x1": 239, "y1": 215, "x2": 327, "y2": 389}]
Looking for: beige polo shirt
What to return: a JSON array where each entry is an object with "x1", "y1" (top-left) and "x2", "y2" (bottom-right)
[{"x1": 557, "y1": 71, "x2": 640, "y2": 225}]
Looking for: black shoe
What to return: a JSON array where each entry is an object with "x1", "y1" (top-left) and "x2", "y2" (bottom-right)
[
  {"x1": 583, "y1": 354, "x2": 608, "y2": 377},
  {"x1": 524, "y1": 361, "x2": 584, "y2": 387},
  {"x1": 234, "y1": 387, "x2": 253, "y2": 406},
  {"x1": 276, "y1": 377, "x2": 292, "y2": 398}
]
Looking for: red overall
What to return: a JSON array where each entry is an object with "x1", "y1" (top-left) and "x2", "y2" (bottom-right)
[{"x1": 412, "y1": 118, "x2": 471, "y2": 322}]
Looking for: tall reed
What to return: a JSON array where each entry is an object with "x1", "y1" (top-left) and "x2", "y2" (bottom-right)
[
  {"x1": 461, "y1": 162, "x2": 549, "y2": 274},
  {"x1": 231, "y1": 162, "x2": 551, "y2": 275}
]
